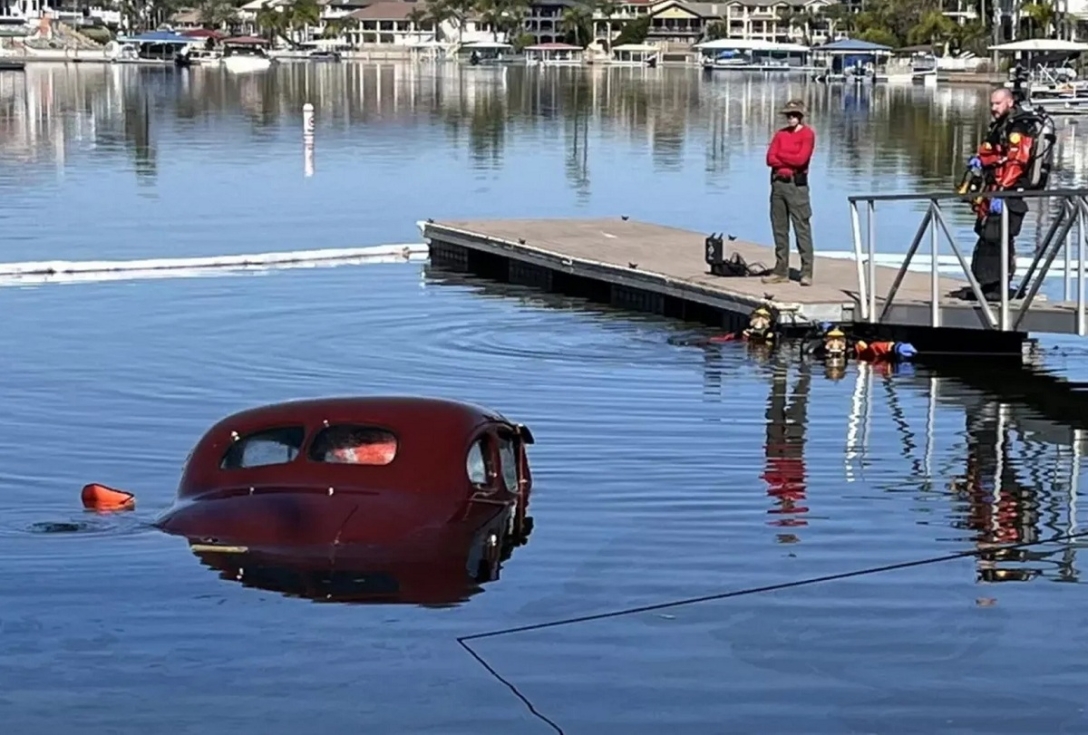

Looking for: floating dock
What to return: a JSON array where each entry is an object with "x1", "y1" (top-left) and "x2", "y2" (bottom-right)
[{"x1": 418, "y1": 216, "x2": 1088, "y2": 354}]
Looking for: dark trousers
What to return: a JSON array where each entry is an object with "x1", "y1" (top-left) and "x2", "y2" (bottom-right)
[
  {"x1": 971, "y1": 201, "x2": 1025, "y2": 291},
  {"x1": 770, "y1": 179, "x2": 814, "y2": 277}
]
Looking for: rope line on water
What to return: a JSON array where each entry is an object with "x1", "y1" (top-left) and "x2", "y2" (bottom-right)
[{"x1": 457, "y1": 528, "x2": 1088, "y2": 735}]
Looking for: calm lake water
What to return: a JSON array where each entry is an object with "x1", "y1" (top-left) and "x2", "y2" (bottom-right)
[{"x1": 3, "y1": 63, "x2": 1088, "y2": 734}]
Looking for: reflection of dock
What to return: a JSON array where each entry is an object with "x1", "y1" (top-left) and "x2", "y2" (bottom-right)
[{"x1": 423, "y1": 268, "x2": 1085, "y2": 582}]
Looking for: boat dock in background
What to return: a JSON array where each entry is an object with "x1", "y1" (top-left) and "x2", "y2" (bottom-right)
[{"x1": 419, "y1": 188, "x2": 1088, "y2": 356}]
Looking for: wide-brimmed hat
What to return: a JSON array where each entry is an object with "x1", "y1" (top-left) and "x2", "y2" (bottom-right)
[{"x1": 780, "y1": 99, "x2": 806, "y2": 117}]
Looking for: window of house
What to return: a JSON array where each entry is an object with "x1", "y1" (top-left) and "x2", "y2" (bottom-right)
[
  {"x1": 220, "y1": 426, "x2": 306, "y2": 470},
  {"x1": 308, "y1": 424, "x2": 398, "y2": 466}
]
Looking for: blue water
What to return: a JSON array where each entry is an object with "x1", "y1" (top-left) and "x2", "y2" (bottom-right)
[{"x1": 2, "y1": 63, "x2": 1088, "y2": 734}]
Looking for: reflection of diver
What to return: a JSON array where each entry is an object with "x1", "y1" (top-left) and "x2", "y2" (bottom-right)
[
  {"x1": 762, "y1": 358, "x2": 811, "y2": 540},
  {"x1": 951, "y1": 395, "x2": 1044, "y2": 582}
]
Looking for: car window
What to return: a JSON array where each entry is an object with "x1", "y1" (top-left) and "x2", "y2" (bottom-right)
[
  {"x1": 498, "y1": 432, "x2": 519, "y2": 492},
  {"x1": 467, "y1": 436, "x2": 490, "y2": 486},
  {"x1": 220, "y1": 426, "x2": 305, "y2": 470},
  {"x1": 308, "y1": 424, "x2": 398, "y2": 465}
]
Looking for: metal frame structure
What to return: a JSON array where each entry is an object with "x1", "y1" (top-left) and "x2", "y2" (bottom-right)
[{"x1": 848, "y1": 188, "x2": 1088, "y2": 334}]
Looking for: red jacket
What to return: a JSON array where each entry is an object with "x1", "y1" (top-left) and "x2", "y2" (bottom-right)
[{"x1": 766, "y1": 125, "x2": 815, "y2": 180}]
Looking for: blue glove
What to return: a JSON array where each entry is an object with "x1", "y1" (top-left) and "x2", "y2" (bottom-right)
[
  {"x1": 894, "y1": 342, "x2": 917, "y2": 360},
  {"x1": 967, "y1": 155, "x2": 982, "y2": 170},
  {"x1": 989, "y1": 198, "x2": 1004, "y2": 215}
]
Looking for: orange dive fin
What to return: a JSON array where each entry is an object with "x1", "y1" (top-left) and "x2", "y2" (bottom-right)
[{"x1": 81, "y1": 483, "x2": 136, "y2": 512}]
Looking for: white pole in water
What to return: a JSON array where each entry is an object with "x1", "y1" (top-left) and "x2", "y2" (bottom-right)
[
  {"x1": 303, "y1": 102, "x2": 315, "y2": 139},
  {"x1": 303, "y1": 102, "x2": 315, "y2": 178}
]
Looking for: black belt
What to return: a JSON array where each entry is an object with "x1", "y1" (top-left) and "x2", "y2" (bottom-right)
[{"x1": 773, "y1": 172, "x2": 809, "y2": 186}]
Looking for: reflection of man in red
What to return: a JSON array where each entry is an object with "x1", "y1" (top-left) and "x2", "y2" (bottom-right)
[
  {"x1": 762, "y1": 359, "x2": 810, "y2": 537},
  {"x1": 952, "y1": 397, "x2": 1041, "y2": 582}
]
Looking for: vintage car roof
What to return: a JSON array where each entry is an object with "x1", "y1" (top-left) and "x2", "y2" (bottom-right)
[
  {"x1": 212, "y1": 395, "x2": 509, "y2": 429},
  {"x1": 176, "y1": 395, "x2": 520, "y2": 500}
]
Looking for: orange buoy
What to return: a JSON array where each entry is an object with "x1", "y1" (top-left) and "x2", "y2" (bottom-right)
[{"x1": 81, "y1": 483, "x2": 136, "y2": 512}]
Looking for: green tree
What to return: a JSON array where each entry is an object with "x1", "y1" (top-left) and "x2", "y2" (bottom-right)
[
  {"x1": 596, "y1": 0, "x2": 620, "y2": 52},
  {"x1": 407, "y1": 1, "x2": 452, "y2": 42},
  {"x1": 612, "y1": 14, "x2": 648, "y2": 45},
  {"x1": 196, "y1": 0, "x2": 237, "y2": 29},
  {"x1": 1021, "y1": 2, "x2": 1056, "y2": 36},
  {"x1": 560, "y1": 2, "x2": 593, "y2": 47},
  {"x1": 474, "y1": 0, "x2": 529, "y2": 42}
]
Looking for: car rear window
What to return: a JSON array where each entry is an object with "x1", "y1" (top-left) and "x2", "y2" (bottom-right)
[
  {"x1": 220, "y1": 426, "x2": 306, "y2": 470},
  {"x1": 308, "y1": 424, "x2": 398, "y2": 466}
]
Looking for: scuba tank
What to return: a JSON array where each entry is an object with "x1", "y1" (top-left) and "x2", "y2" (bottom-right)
[
  {"x1": 1000, "y1": 64, "x2": 1056, "y2": 191},
  {"x1": 1023, "y1": 106, "x2": 1057, "y2": 190}
]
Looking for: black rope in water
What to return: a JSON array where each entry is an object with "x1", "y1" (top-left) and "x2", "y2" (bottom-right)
[{"x1": 456, "y1": 528, "x2": 1088, "y2": 735}]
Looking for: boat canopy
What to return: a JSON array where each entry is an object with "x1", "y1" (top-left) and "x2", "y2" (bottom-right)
[
  {"x1": 694, "y1": 38, "x2": 810, "y2": 53},
  {"x1": 117, "y1": 31, "x2": 197, "y2": 45},
  {"x1": 460, "y1": 41, "x2": 513, "y2": 49},
  {"x1": 990, "y1": 39, "x2": 1088, "y2": 53},
  {"x1": 222, "y1": 36, "x2": 269, "y2": 46},
  {"x1": 525, "y1": 42, "x2": 582, "y2": 51},
  {"x1": 814, "y1": 38, "x2": 893, "y2": 54}
]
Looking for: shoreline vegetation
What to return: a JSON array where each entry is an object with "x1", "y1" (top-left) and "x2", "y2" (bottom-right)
[{"x1": 39, "y1": 0, "x2": 1071, "y2": 72}]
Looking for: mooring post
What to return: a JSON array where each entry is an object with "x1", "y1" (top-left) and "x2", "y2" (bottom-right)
[{"x1": 303, "y1": 102, "x2": 315, "y2": 178}]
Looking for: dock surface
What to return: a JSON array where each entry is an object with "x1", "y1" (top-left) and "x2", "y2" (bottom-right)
[
  {"x1": 420, "y1": 217, "x2": 1082, "y2": 336},
  {"x1": 424, "y1": 217, "x2": 957, "y2": 323}
]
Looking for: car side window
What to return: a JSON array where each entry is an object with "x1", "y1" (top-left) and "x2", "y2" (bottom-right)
[
  {"x1": 498, "y1": 432, "x2": 519, "y2": 492},
  {"x1": 220, "y1": 426, "x2": 305, "y2": 470},
  {"x1": 467, "y1": 436, "x2": 490, "y2": 486}
]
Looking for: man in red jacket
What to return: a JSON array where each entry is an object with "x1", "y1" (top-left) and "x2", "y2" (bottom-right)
[{"x1": 763, "y1": 99, "x2": 816, "y2": 286}]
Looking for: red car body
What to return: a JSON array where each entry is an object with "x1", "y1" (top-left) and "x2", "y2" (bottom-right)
[{"x1": 153, "y1": 396, "x2": 535, "y2": 604}]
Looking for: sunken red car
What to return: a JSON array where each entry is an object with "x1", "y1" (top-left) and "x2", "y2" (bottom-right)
[{"x1": 151, "y1": 396, "x2": 535, "y2": 604}]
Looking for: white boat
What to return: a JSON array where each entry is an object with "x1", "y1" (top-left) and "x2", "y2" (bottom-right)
[
  {"x1": 267, "y1": 42, "x2": 344, "y2": 62},
  {"x1": 695, "y1": 38, "x2": 815, "y2": 73},
  {"x1": 608, "y1": 43, "x2": 659, "y2": 67},
  {"x1": 524, "y1": 42, "x2": 584, "y2": 66},
  {"x1": 175, "y1": 47, "x2": 223, "y2": 67},
  {"x1": 991, "y1": 38, "x2": 1088, "y2": 110},
  {"x1": 222, "y1": 47, "x2": 273, "y2": 73},
  {"x1": 886, "y1": 52, "x2": 938, "y2": 84},
  {"x1": 459, "y1": 41, "x2": 517, "y2": 65}
]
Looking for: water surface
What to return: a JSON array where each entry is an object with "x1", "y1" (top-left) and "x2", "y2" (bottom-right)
[{"x1": 2, "y1": 63, "x2": 1088, "y2": 734}]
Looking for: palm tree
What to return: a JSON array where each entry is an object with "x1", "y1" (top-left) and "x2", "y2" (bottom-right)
[
  {"x1": 444, "y1": 0, "x2": 476, "y2": 43},
  {"x1": 197, "y1": 0, "x2": 237, "y2": 30},
  {"x1": 474, "y1": 0, "x2": 507, "y2": 41},
  {"x1": 595, "y1": 0, "x2": 620, "y2": 52},
  {"x1": 407, "y1": 1, "x2": 451, "y2": 42},
  {"x1": 1021, "y1": 2, "x2": 1056, "y2": 37},
  {"x1": 561, "y1": 2, "x2": 593, "y2": 47},
  {"x1": 288, "y1": 0, "x2": 322, "y2": 45},
  {"x1": 255, "y1": 6, "x2": 291, "y2": 45},
  {"x1": 322, "y1": 16, "x2": 359, "y2": 47}
]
